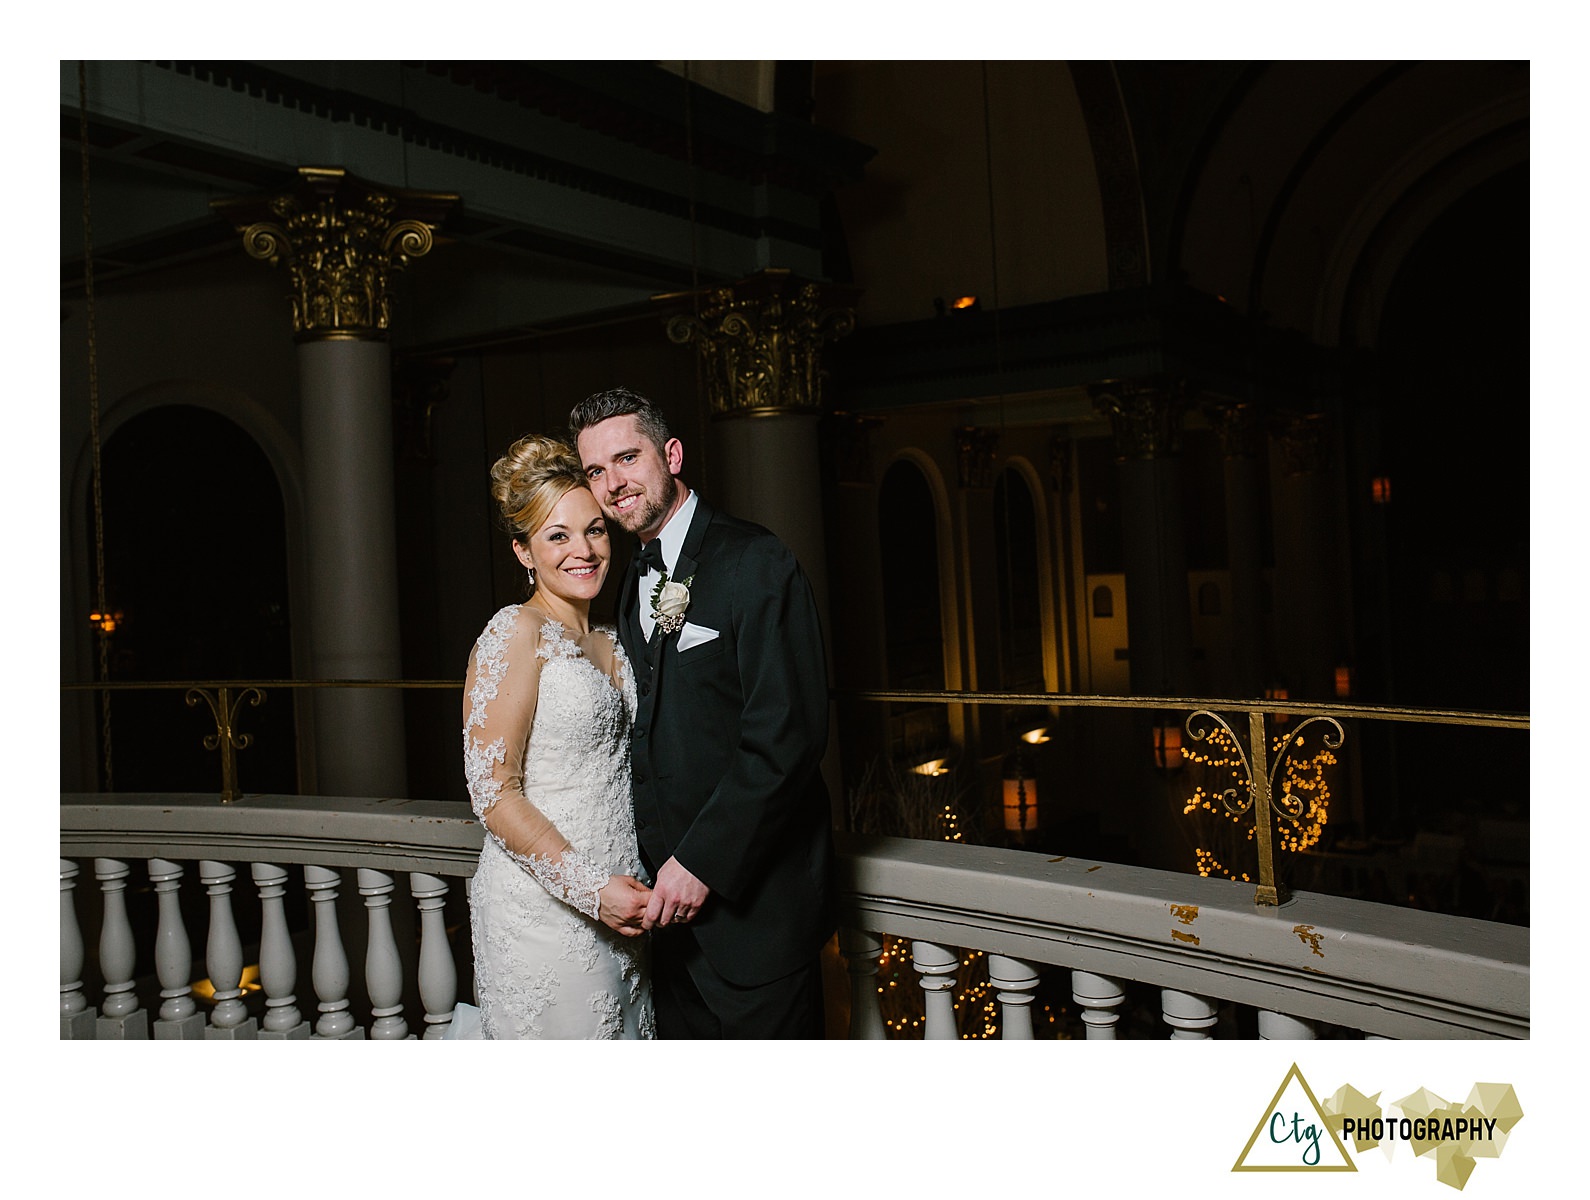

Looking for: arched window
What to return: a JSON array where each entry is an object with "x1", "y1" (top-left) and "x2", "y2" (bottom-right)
[{"x1": 93, "y1": 405, "x2": 297, "y2": 792}]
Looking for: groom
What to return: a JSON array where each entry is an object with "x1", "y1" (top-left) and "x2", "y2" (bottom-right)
[{"x1": 570, "y1": 386, "x2": 835, "y2": 1039}]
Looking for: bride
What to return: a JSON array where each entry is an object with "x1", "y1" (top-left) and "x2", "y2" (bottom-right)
[{"x1": 452, "y1": 433, "x2": 655, "y2": 1039}]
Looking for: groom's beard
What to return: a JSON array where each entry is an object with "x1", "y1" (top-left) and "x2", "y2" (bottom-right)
[{"x1": 607, "y1": 486, "x2": 674, "y2": 540}]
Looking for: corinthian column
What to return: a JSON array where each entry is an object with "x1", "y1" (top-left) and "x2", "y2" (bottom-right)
[
  {"x1": 663, "y1": 269, "x2": 855, "y2": 626},
  {"x1": 1091, "y1": 379, "x2": 1195, "y2": 697},
  {"x1": 215, "y1": 169, "x2": 456, "y2": 797}
]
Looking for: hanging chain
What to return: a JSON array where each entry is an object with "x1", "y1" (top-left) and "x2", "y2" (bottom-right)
[{"x1": 78, "y1": 61, "x2": 113, "y2": 790}]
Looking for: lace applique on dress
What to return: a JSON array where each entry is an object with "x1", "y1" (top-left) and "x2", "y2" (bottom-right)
[{"x1": 462, "y1": 605, "x2": 653, "y2": 1039}]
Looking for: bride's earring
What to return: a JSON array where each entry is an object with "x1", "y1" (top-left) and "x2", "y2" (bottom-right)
[{"x1": 526, "y1": 566, "x2": 536, "y2": 589}]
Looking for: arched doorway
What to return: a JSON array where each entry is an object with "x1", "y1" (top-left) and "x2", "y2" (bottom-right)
[
  {"x1": 877, "y1": 457, "x2": 949, "y2": 764},
  {"x1": 90, "y1": 405, "x2": 298, "y2": 793}
]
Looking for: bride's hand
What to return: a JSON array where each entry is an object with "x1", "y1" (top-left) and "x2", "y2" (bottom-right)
[{"x1": 597, "y1": 874, "x2": 652, "y2": 936}]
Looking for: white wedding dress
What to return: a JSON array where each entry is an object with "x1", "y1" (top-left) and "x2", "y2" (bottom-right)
[{"x1": 455, "y1": 604, "x2": 654, "y2": 1039}]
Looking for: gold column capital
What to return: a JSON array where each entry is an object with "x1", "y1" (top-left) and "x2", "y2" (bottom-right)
[
  {"x1": 954, "y1": 426, "x2": 1000, "y2": 489},
  {"x1": 1090, "y1": 378, "x2": 1188, "y2": 460},
  {"x1": 661, "y1": 269, "x2": 857, "y2": 419},
  {"x1": 213, "y1": 167, "x2": 458, "y2": 342}
]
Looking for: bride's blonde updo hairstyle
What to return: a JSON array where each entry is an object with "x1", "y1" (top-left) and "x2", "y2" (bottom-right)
[{"x1": 489, "y1": 433, "x2": 588, "y2": 547}]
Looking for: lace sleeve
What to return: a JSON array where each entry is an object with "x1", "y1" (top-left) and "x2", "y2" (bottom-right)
[{"x1": 462, "y1": 607, "x2": 607, "y2": 920}]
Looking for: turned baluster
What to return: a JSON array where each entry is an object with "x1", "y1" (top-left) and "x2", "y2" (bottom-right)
[
  {"x1": 149, "y1": 859, "x2": 205, "y2": 1039},
  {"x1": 60, "y1": 860, "x2": 95, "y2": 1039},
  {"x1": 839, "y1": 928, "x2": 885, "y2": 1039},
  {"x1": 95, "y1": 858, "x2": 147, "y2": 1039},
  {"x1": 410, "y1": 872, "x2": 456, "y2": 1040},
  {"x1": 200, "y1": 861, "x2": 257, "y2": 1038},
  {"x1": 305, "y1": 865, "x2": 361, "y2": 1038},
  {"x1": 1072, "y1": 970, "x2": 1126, "y2": 1040},
  {"x1": 1258, "y1": 1009, "x2": 1317, "y2": 1039},
  {"x1": 912, "y1": 939, "x2": 959, "y2": 1040},
  {"x1": 253, "y1": 863, "x2": 309, "y2": 1039},
  {"x1": 1161, "y1": 988, "x2": 1219, "y2": 1038},
  {"x1": 359, "y1": 869, "x2": 409, "y2": 1039},
  {"x1": 988, "y1": 954, "x2": 1040, "y2": 1040}
]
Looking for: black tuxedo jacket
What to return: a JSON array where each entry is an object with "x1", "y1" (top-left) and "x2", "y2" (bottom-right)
[{"x1": 619, "y1": 496, "x2": 835, "y2": 987}]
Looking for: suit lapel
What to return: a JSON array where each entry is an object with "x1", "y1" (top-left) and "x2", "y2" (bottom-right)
[{"x1": 650, "y1": 497, "x2": 713, "y2": 670}]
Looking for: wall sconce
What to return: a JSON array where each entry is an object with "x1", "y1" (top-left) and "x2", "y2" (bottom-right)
[
  {"x1": 1020, "y1": 726, "x2": 1050, "y2": 745},
  {"x1": 1152, "y1": 714, "x2": 1184, "y2": 771},
  {"x1": 89, "y1": 609, "x2": 124, "y2": 636},
  {"x1": 912, "y1": 757, "x2": 949, "y2": 778},
  {"x1": 1002, "y1": 748, "x2": 1038, "y2": 833},
  {"x1": 1371, "y1": 475, "x2": 1391, "y2": 504}
]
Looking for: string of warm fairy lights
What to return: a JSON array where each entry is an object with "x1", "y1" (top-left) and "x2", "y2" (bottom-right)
[
  {"x1": 1181, "y1": 725, "x2": 1338, "y2": 882},
  {"x1": 871, "y1": 802, "x2": 1061, "y2": 1038}
]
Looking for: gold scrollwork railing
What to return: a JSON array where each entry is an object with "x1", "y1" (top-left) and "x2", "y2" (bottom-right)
[{"x1": 836, "y1": 688, "x2": 1528, "y2": 907}]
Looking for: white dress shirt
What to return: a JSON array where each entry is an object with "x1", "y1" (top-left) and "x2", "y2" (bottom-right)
[{"x1": 636, "y1": 487, "x2": 696, "y2": 642}]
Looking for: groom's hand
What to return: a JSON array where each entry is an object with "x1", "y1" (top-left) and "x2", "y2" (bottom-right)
[
  {"x1": 598, "y1": 875, "x2": 652, "y2": 937},
  {"x1": 644, "y1": 857, "x2": 710, "y2": 930}
]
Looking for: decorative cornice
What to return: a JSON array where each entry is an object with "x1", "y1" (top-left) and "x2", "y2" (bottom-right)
[
  {"x1": 213, "y1": 168, "x2": 457, "y2": 342},
  {"x1": 663, "y1": 269, "x2": 856, "y2": 418},
  {"x1": 1090, "y1": 378, "x2": 1188, "y2": 460}
]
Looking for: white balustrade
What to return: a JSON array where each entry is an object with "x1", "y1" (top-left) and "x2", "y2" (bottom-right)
[
  {"x1": 253, "y1": 863, "x2": 309, "y2": 1039},
  {"x1": 1072, "y1": 970, "x2": 1125, "y2": 1039},
  {"x1": 1162, "y1": 988, "x2": 1219, "y2": 1038},
  {"x1": 359, "y1": 868, "x2": 410, "y2": 1039},
  {"x1": 60, "y1": 860, "x2": 95, "y2": 1039},
  {"x1": 912, "y1": 939, "x2": 960, "y2": 1040},
  {"x1": 410, "y1": 872, "x2": 457, "y2": 1040},
  {"x1": 1258, "y1": 1009, "x2": 1317, "y2": 1039},
  {"x1": 839, "y1": 928, "x2": 886, "y2": 1039},
  {"x1": 305, "y1": 865, "x2": 361, "y2": 1038},
  {"x1": 988, "y1": 954, "x2": 1040, "y2": 1039},
  {"x1": 95, "y1": 858, "x2": 147, "y2": 1039},
  {"x1": 200, "y1": 861, "x2": 257, "y2": 1038},
  {"x1": 148, "y1": 858, "x2": 204, "y2": 1039}
]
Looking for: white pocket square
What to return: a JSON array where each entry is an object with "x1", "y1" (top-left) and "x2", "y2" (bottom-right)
[{"x1": 677, "y1": 622, "x2": 720, "y2": 651}]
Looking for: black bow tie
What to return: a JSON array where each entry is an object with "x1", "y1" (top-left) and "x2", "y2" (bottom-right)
[{"x1": 636, "y1": 539, "x2": 666, "y2": 576}]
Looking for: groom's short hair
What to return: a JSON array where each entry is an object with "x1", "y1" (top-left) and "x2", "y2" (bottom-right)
[{"x1": 569, "y1": 386, "x2": 673, "y2": 454}]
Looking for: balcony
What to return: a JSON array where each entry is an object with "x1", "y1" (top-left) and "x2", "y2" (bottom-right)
[{"x1": 61, "y1": 784, "x2": 1526, "y2": 1040}]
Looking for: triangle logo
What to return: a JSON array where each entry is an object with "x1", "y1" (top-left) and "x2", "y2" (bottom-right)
[{"x1": 1233, "y1": 1063, "x2": 1357, "y2": 1172}]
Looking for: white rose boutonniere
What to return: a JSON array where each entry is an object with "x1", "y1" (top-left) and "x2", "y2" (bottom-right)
[{"x1": 651, "y1": 573, "x2": 695, "y2": 635}]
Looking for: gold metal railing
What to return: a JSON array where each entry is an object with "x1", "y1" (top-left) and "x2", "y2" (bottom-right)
[
  {"x1": 61, "y1": 679, "x2": 461, "y2": 803},
  {"x1": 835, "y1": 688, "x2": 1527, "y2": 907},
  {"x1": 63, "y1": 679, "x2": 1527, "y2": 905}
]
